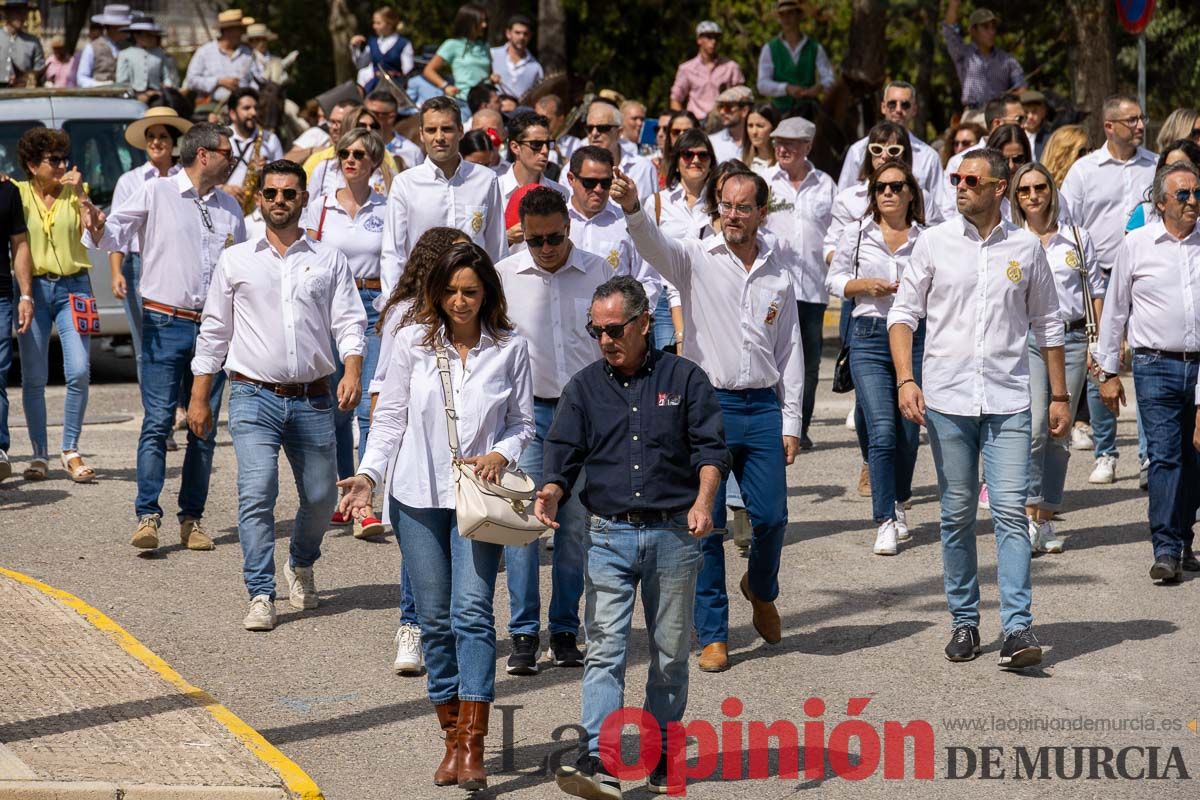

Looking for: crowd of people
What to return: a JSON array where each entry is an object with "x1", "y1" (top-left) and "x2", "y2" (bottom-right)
[{"x1": 2, "y1": 2, "x2": 1199, "y2": 798}]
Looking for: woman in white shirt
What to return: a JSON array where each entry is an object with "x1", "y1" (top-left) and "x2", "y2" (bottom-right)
[
  {"x1": 340, "y1": 242, "x2": 533, "y2": 792},
  {"x1": 826, "y1": 161, "x2": 926, "y2": 557},
  {"x1": 1010, "y1": 162, "x2": 1104, "y2": 555},
  {"x1": 742, "y1": 104, "x2": 781, "y2": 175}
]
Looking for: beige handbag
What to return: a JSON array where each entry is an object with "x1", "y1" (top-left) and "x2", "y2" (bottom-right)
[{"x1": 436, "y1": 347, "x2": 548, "y2": 546}]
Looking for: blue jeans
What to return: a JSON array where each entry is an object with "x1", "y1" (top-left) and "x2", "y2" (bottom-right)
[
  {"x1": 797, "y1": 301, "x2": 825, "y2": 437},
  {"x1": 695, "y1": 388, "x2": 788, "y2": 646},
  {"x1": 506, "y1": 397, "x2": 586, "y2": 637},
  {"x1": 227, "y1": 381, "x2": 337, "y2": 599},
  {"x1": 333, "y1": 287, "x2": 381, "y2": 479},
  {"x1": 652, "y1": 294, "x2": 675, "y2": 351},
  {"x1": 839, "y1": 299, "x2": 870, "y2": 461},
  {"x1": 135, "y1": 310, "x2": 224, "y2": 520},
  {"x1": 850, "y1": 316, "x2": 925, "y2": 522},
  {"x1": 120, "y1": 252, "x2": 144, "y2": 371},
  {"x1": 1132, "y1": 352, "x2": 1199, "y2": 560},
  {"x1": 0, "y1": 294, "x2": 12, "y2": 453},
  {"x1": 581, "y1": 514, "x2": 701, "y2": 759},
  {"x1": 18, "y1": 274, "x2": 92, "y2": 459},
  {"x1": 1027, "y1": 330, "x2": 1088, "y2": 509},
  {"x1": 391, "y1": 497, "x2": 504, "y2": 704},
  {"x1": 925, "y1": 409, "x2": 1033, "y2": 635}
]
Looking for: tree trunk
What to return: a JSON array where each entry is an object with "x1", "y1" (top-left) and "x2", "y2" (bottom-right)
[
  {"x1": 328, "y1": 0, "x2": 357, "y2": 85},
  {"x1": 485, "y1": 0, "x2": 522, "y2": 47},
  {"x1": 63, "y1": 0, "x2": 92, "y2": 52},
  {"x1": 537, "y1": 0, "x2": 566, "y2": 73},
  {"x1": 913, "y1": 0, "x2": 938, "y2": 141},
  {"x1": 1066, "y1": 0, "x2": 1118, "y2": 144},
  {"x1": 842, "y1": 0, "x2": 887, "y2": 89}
]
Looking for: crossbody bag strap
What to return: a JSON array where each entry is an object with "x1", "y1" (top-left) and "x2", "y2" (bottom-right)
[
  {"x1": 434, "y1": 346, "x2": 462, "y2": 463},
  {"x1": 850, "y1": 220, "x2": 864, "y2": 308},
  {"x1": 1069, "y1": 224, "x2": 1099, "y2": 342}
]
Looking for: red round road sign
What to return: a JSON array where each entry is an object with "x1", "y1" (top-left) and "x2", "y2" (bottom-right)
[{"x1": 1116, "y1": 0, "x2": 1156, "y2": 35}]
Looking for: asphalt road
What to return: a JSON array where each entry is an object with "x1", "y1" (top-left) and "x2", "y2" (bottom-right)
[{"x1": 1, "y1": 354, "x2": 1196, "y2": 800}]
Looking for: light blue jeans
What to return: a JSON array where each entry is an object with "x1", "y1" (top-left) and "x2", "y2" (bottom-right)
[
  {"x1": 227, "y1": 381, "x2": 338, "y2": 600},
  {"x1": 1027, "y1": 330, "x2": 1088, "y2": 509},
  {"x1": 333, "y1": 287, "x2": 382, "y2": 479},
  {"x1": 505, "y1": 397, "x2": 587, "y2": 638},
  {"x1": 0, "y1": 294, "x2": 12, "y2": 453},
  {"x1": 581, "y1": 513, "x2": 702, "y2": 760},
  {"x1": 925, "y1": 408, "x2": 1034, "y2": 635},
  {"x1": 18, "y1": 273, "x2": 92, "y2": 459}
]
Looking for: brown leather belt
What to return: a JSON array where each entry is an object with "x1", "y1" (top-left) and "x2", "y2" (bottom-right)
[
  {"x1": 144, "y1": 299, "x2": 202, "y2": 322},
  {"x1": 230, "y1": 372, "x2": 331, "y2": 398},
  {"x1": 355, "y1": 278, "x2": 382, "y2": 290}
]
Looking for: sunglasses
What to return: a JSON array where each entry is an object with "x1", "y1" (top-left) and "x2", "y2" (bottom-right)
[
  {"x1": 517, "y1": 139, "x2": 552, "y2": 151},
  {"x1": 359, "y1": 120, "x2": 381, "y2": 130},
  {"x1": 1016, "y1": 182, "x2": 1050, "y2": 198},
  {"x1": 873, "y1": 180, "x2": 908, "y2": 195},
  {"x1": 205, "y1": 147, "x2": 233, "y2": 160},
  {"x1": 577, "y1": 176, "x2": 613, "y2": 191},
  {"x1": 1007, "y1": 115, "x2": 1028, "y2": 126},
  {"x1": 261, "y1": 187, "x2": 300, "y2": 201},
  {"x1": 525, "y1": 232, "x2": 567, "y2": 248},
  {"x1": 716, "y1": 103, "x2": 747, "y2": 113},
  {"x1": 885, "y1": 100, "x2": 913, "y2": 111},
  {"x1": 586, "y1": 314, "x2": 639, "y2": 340},
  {"x1": 42, "y1": 155, "x2": 69, "y2": 167},
  {"x1": 338, "y1": 148, "x2": 368, "y2": 161},
  {"x1": 1172, "y1": 188, "x2": 1200, "y2": 204},
  {"x1": 949, "y1": 173, "x2": 1002, "y2": 188},
  {"x1": 953, "y1": 137, "x2": 977, "y2": 149},
  {"x1": 679, "y1": 149, "x2": 712, "y2": 163},
  {"x1": 868, "y1": 143, "x2": 905, "y2": 158},
  {"x1": 1006, "y1": 154, "x2": 1029, "y2": 166},
  {"x1": 586, "y1": 124, "x2": 617, "y2": 134}
]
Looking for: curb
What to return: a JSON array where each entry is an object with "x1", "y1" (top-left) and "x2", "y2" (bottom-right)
[{"x1": 0, "y1": 782, "x2": 289, "y2": 799}]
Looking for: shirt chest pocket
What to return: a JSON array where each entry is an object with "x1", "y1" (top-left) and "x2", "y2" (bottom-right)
[
  {"x1": 296, "y1": 265, "x2": 333, "y2": 302},
  {"x1": 804, "y1": 194, "x2": 833, "y2": 223},
  {"x1": 592, "y1": 240, "x2": 624, "y2": 272},
  {"x1": 755, "y1": 285, "x2": 787, "y2": 328},
  {"x1": 460, "y1": 204, "x2": 489, "y2": 239},
  {"x1": 647, "y1": 392, "x2": 686, "y2": 445}
]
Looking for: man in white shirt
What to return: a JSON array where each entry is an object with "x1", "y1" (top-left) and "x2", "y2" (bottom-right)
[
  {"x1": 223, "y1": 87, "x2": 284, "y2": 210},
  {"x1": 501, "y1": 111, "x2": 571, "y2": 245},
  {"x1": 381, "y1": 96, "x2": 506, "y2": 298},
  {"x1": 183, "y1": 8, "x2": 253, "y2": 104},
  {"x1": 584, "y1": 101, "x2": 657, "y2": 200},
  {"x1": 365, "y1": 89, "x2": 425, "y2": 168},
  {"x1": 1095, "y1": 162, "x2": 1200, "y2": 584},
  {"x1": 495, "y1": 188, "x2": 610, "y2": 676},
  {"x1": 189, "y1": 160, "x2": 367, "y2": 631},
  {"x1": 1061, "y1": 93, "x2": 1158, "y2": 485},
  {"x1": 535, "y1": 94, "x2": 579, "y2": 173},
  {"x1": 710, "y1": 85, "x2": 754, "y2": 165},
  {"x1": 837, "y1": 81, "x2": 944, "y2": 197},
  {"x1": 888, "y1": 149, "x2": 1067, "y2": 669},
  {"x1": 761, "y1": 117, "x2": 835, "y2": 450},
  {"x1": 611, "y1": 164, "x2": 803, "y2": 674},
  {"x1": 490, "y1": 14, "x2": 544, "y2": 100},
  {"x1": 618, "y1": 100, "x2": 647, "y2": 159},
  {"x1": 940, "y1": 93, "x2": 1026, "y2": 219},
  {"x1": 81, "y1": 123, "x2": 246, "y2": 554}
]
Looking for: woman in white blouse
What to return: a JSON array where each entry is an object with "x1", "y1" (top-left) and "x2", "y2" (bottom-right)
[
  {"x1": 826, "y1": 161, "x2": 926, "y2": 557},
  {"x1": 1010, "y1": 162, "x2": 1104, "y2": 555},
  {"x1": 339, "y1": 242, "x2": 533, "y2": 792}
]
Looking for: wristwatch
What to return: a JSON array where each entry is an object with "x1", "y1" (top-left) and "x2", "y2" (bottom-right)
[
  {"x1": 1050, "y1": 393, "x2": 1070, "y2": 403},
  {"x1": 1099, "y1": 371, "x2": 1120, "y2": 382}
]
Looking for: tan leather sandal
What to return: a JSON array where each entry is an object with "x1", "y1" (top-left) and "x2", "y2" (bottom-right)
[
  {"x1": 23, "y1": 458, "x2": 48, "y2": 481},
  {"x1": 61, "y1": 451, "x2": 96, "y2": 483}
]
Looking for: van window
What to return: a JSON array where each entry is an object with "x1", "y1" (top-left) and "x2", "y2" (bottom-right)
[
  {"x1": 62, "y1": 119, "x2": 146, "y2": 208},
  {"x1": 0, "y1": 121, "x2": 39, "y2": 177}
]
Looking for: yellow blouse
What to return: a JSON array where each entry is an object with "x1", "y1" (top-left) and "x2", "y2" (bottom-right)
[{"x1": 14, "y1": 179, "x2": 92, "y2": 277}]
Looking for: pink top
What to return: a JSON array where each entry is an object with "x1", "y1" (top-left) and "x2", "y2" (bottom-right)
[
  {"x1": 44, "y1": 53, "x2": 78, "y2": 87},
  {"x1": 669, "y1": 54, "x2": 744, "y2": 119}
]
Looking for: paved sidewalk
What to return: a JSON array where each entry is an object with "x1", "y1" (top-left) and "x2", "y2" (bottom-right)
[{"x1": 0, "y1": 568, "x2": 319, "y2": 799}]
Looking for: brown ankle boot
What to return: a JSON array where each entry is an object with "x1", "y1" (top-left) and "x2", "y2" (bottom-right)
[
  {"x1": 456, "y1": 700, "x2": 491, "y2": 790},
  {"x1": 433, "y1": 700, "x2": 459, "y2": 786}
]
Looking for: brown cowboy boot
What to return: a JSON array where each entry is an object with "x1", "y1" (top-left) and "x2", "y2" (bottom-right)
[
  {"x1": 456, "y1": 700, "x2": 491, "y2": 791},
  {"x1": 433, "y1": 699, "x2": 459, "y2": 786}
]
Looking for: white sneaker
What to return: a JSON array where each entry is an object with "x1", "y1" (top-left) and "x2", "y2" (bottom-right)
[
  {"x1": 1027, "y1": 516, "x2": 1044, "y2": 553},
  {"x1": 284, "y1": 562, "x2": 319, "y2": 609},
  {"x1": 1070, "y1": 424, "x2": 1094, "y2": 451},
  {"x1": 243, "y1": 595, "x2": 277, "y2": 631},
  {"x1": 1038, "y1": 520, "x2": 1063, "y2": 553},
  {"x1": 845, "y1": 407, "x2": 857, "y2": 431},
  {"x1": 873, "y1": 519, "x2": 898, "y2": 556},
  {"x1": 894, "y1": 502, "x2": 911, "y2": 541},
  {"x1": 0, "y1": 450, "x2": 11, "y2": 482},
  {"x1": 1088, "y1": 454, "x2": 1117, "y2": 484},
  {"x1": 393, "y1": 624, "x2": 425, "y2": 675}
]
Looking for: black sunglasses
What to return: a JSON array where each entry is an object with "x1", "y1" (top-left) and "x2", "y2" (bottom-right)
[
  {"x1": 1006, "y1": 154, "x2": 1029, "y2": 166},
  {"x1": 516, "y1": 139, "x2": 552, "y2": 151},
  {"x1": 261, "y1": 187, "x2": 300, "y2": 201},
  {"x1": 586, "y1": 124, "x2": 617, "y2": 134},
  {"x1": 42, "y1": 154, "x2": 70, "y2": 167},
  {"x1": 359, "y1": 120, "x2": 381, "y2": 131},
  {"x1": 338, "y1": 148, "x2": 369, "y2": 161},
  {"x1": 525, "y1": 232, "x2": 567, "y2": 248},
  {"x1": 1172, "y1": 188, "x2": 1200, "y2": 204},
  {"x1": 886, "y1": 100, "x2": 913, "y2": 111},
  {"x1": 873, "y1": 180, "x2": 908, "y2": 195},
  {"x1": 577, "y1": 176, "x2": 613, "y2": 191},
  {"x1": 586, "y1": 314, "x2": 639, "y2": 340},
  {"x1": 678, "y1": 149, "x2": 712, "y2": 163}
]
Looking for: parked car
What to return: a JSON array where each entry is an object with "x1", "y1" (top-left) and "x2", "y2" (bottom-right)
[{"x1": 1, "y1": 88, "x2": 148, "y2": 347}]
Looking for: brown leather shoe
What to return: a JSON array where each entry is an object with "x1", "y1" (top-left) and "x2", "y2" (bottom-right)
[
  {"x1": 740, "y1": 573, "x2": 781, "y2": 644},
  {"x1": 456, "y1": 700, "x2": 490, "y2": 791},
  {"x1": 180, "y1": 518, "x2": 215, "y2": 551},
  {"x1": 857, "y1": 462, "x2": 871, "y2": 497},
  {"x1": 698, "y1": 642, "x2": 730, "y2": 672},
  {"x1": 433, "y1": 700, "x2": 459, "y2": 786}
]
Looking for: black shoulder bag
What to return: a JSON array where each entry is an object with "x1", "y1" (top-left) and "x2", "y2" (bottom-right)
[{"x1": 831, "y1": 223, "x2": 864, "y2": 394}]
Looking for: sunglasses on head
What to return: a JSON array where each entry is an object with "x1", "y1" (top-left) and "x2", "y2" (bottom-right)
[
  {"x1": 517, "y1": 139, "x2": 552, "y2": 151},
  {"x1": 586, "y1": 124, "x2": 617, "y2": 134},
  {"x1": 1016, "y1": 182, "x2": 1050, "y2": 198},
  {"x1": 886, "y1": 100, "x2": 913, "y2": 111},
  {"x1": 1172, "y1": 188, "x2": 1200, "y2": 204},
  {"x1": 261, "y1": 187, "x2": 300, "y2": 201},
  {"x1": 338, "y1": 148, "x2": 368, "y2": 161},
  {"x1": 525, "y1": 232, "x2": 567, "y2": 248},
  {"x1": 679, "y1": 149, "x2": 711, "y2": 163},
  {"x1": 873, "y1": 180, "x2": 908, "y2": 195},
  {"x1": 949, "y1": 173, "x2": 1002, "y2": 188},
  {"x1": 577, "y1": 176, "x2": 613, "y2": 191},
  {"x1": 868, "y1": 143, "x2": 905, "y2": 158},
  {"x1": 586, "y1": 314, "x2": 639, "y2": 340}
]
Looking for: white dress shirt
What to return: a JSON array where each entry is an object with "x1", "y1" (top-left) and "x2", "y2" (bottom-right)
[
  {"x1": 568, "y1": 200, "x2": 662, "y2": 310},
  {"x1": 836, "y1": 132, "x2": 945, "y2": 197},
  {"x1": 826, "y1": 218, "x2": 922, "y2": 319},
  {"x1": 824, "y1": 181, "x2": 944, "y2": 261},
  {"x1": 1095, "y1": 221, "x2": 1200, "y2": 402},
  {"x1": 1035, "y1": 225, "x2": 1105, "y2": 323},
  {"x1": 620, "y1": 152, "x2": 659, "y2": 201},
  {"x1": 490, "y1": 44, "x2": 544, "y2": 99},
  {"x1": 710, "y1": 128, "x2": 746, "y2": 165},
  {"x1": 85, "y1": 170, "x2": 246, "y2": 310},
  {"x1": 387, "y1": 133, "x2": 425, "y2": 168},
  {"x1": 108, "y1": 161, "x2": 182, "y2": 255},
  {"x1": 369, "y1": 299, "x2": 414, "y2": 395},
  {"x1": 183, "y1": 40, "x2": 253, "y2": 100},
  {"x1": 496, "y1": 245, "x2": 612, "y2": 398},
  {"x1": 302, "y1": 191, "x2": 387, "y2": 280},
  {"x1": 1059, "y1": 144, "x2": 1157, "y2": 270},
  {"x1": 756, "y1": 36, "x2": 835, "y2": 96},
  {"x1": 351, "y1": 33, "x2": 414, "y2": 82},
  {"x1": 652, "y1": 185, "x2": 710, "y2": 309},
  {"x1": 359, "y1": 325, "x2": 534, "y2": 509},
  {"x1": 498, "y1": 169, "x2": 570, "y2": 206},
  {"x1": 228, "y1": 129, "x2": 284, "y2": 187},
  {"x1": 308, "y1": 157, "x2": 389, "y2": 200},
  {"x1": 887, "y1": 217, "x2": 1063, "y2": 416},
  {"x1": 192, "y1": 235, "x2": 367, "y2": 384},
  {"x1": 761, "y1": 162, "x2": 836, "y2": 303},
  {"x1": 625, "y1": 206, "x2": 805, "y2": 436},
  {"x1": 380, "y1": 157, "x2": 506, "y2": 298}
]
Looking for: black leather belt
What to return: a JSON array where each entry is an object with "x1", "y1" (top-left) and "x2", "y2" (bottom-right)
[
  {"x1": 602, "y1": 507, "x2": 688, "y2": 525},
  {"x1": 231, "y1": 372, "x2": 331, "y2": 397},
  {"x1": 533, "y1": 395, "x2": 560, "y2": 404},
  {"x1": 1133, "y1": 348, "x2": 1200, "y2": 363},
  {"x1": 1065, "y1": 318, "x2": 1087, "y2": 332}
]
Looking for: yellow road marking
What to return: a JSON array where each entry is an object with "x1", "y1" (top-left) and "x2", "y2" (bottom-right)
[{"x1": 0, "y1": 566, "x2": 323, "y2": 800}]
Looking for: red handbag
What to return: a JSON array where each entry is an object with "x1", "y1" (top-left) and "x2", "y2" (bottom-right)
[{"x1": 68, "y1": 293, "x2": 100, "y2": 335}]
